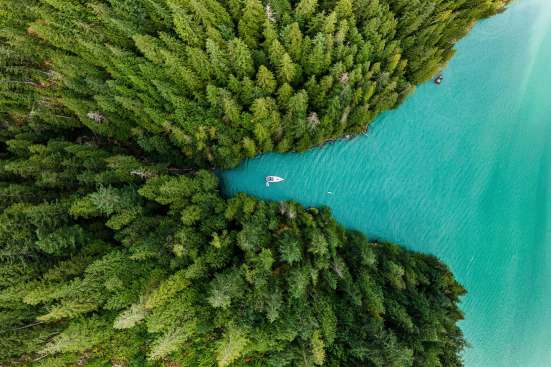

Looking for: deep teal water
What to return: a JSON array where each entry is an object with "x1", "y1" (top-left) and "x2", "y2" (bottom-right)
[{"x1": 222, "y1": 1, "x2": 551, "y2": 366}]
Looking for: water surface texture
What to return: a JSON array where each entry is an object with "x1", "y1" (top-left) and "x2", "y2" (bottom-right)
[{"x1": 222, "y1": 1, "x2": 551, "y2": 366}]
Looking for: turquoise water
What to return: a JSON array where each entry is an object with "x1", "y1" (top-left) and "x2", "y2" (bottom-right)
[{"x1": 222, "y1": 1, "x2": 551, "y2": 366}]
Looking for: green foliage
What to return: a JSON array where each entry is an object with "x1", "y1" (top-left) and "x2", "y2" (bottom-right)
[
  {"x1": 0, "y1": 135, "x2": 468, "y2": 365},
  {"x1": 0, "y1": 0, "x2": 508, "y2": 168}
]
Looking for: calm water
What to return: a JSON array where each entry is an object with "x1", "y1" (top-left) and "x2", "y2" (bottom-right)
[{"x1": 222, "y1": 1, "x2": 551, "y2": 366}]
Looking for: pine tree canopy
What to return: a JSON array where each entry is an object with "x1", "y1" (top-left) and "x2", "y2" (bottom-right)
[
  {"x1": 2, "y1": 0, "x2": 507, "y2": 168},
  {"x1": 0, "y1": 0, "x2": 508, "y2": 366},
  {"x1": 0, "y1": 132, "x2": 467, "y2": 365}
]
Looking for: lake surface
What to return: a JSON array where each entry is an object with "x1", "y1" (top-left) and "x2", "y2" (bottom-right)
[{"x1": 222, "y1": 1, "x2": 551, "y2": 366}]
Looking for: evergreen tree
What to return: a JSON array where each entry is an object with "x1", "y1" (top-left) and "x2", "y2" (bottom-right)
[{"x1": 0, "y1": 0, "x2": 509, "y2": 168}]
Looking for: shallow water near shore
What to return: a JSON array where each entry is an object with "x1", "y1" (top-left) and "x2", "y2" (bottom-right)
[{"x1": 221, "y1": 1, "x2": 551, "y2": 366}]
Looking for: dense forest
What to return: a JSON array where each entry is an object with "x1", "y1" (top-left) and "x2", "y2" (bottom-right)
[
  {"x1": 1, "y1": 0, "x2": 507, "y2": 366},
  {"x1": 1, "y1": 0, "x2": 507, "y2": 168}
]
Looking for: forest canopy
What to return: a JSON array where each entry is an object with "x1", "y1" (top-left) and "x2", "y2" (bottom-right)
[
  {"x1": 1, "y1": 0, "x2": 507, "y2": 366},
  {"x1": 0, "y1": 141, "x2": 467, "y2": 365},
  {"x1": 2, "y1": 0, "x2": 507, "y2": 168}
]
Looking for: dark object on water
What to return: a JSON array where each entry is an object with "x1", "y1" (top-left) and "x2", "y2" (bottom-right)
[{"x1": 435, "y1": 75, "x2": 444, "y2": 85}]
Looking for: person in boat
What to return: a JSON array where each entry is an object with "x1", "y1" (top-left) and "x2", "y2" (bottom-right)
[
  {"x1": 435, "y1": 74, "x2": 444, "y2": 85},
  {"x1": 265, "y1": 176, "x2": 285, "y2": 187}
]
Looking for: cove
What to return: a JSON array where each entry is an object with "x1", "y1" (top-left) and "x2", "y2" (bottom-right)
[{"x1": 222, "y1": 1, "x2": 551, "y2": 366}]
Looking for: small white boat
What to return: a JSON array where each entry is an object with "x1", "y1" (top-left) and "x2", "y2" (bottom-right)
[{"x1": 265, "y1": 176, "x2": 285, "y2": 187}]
